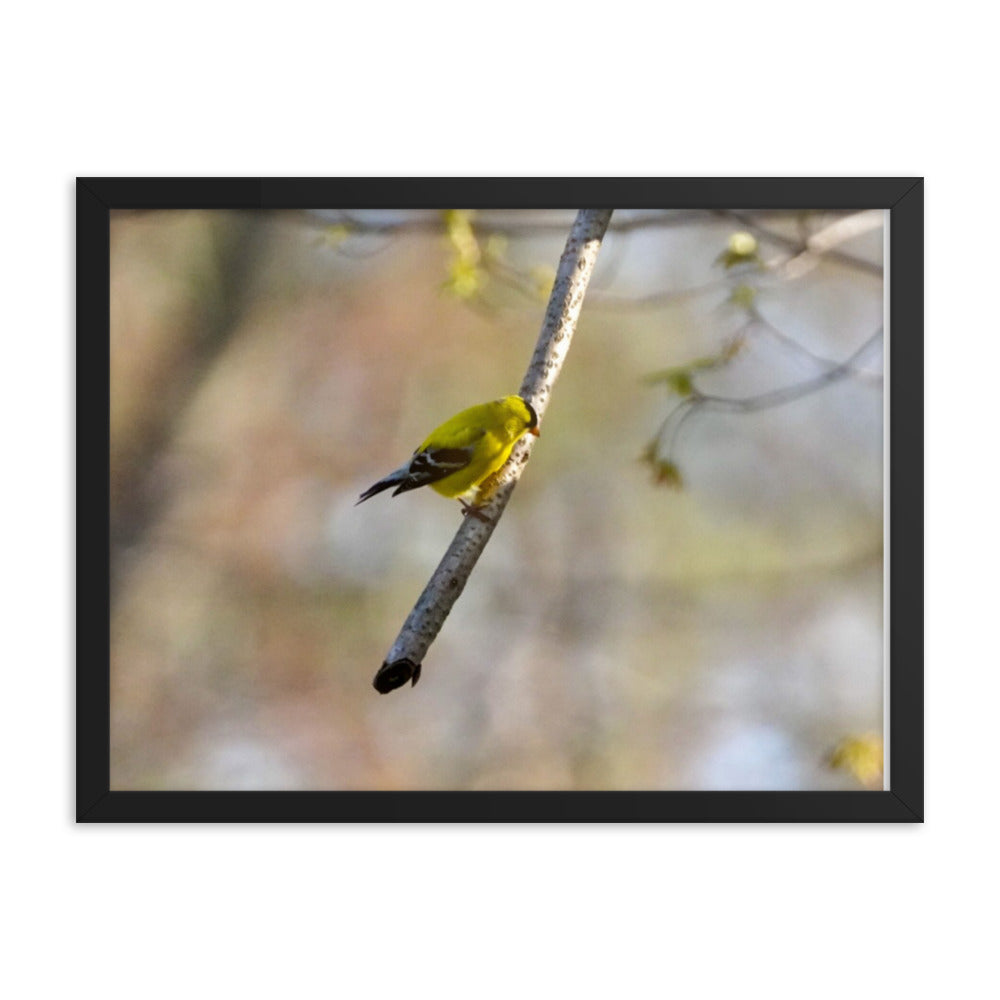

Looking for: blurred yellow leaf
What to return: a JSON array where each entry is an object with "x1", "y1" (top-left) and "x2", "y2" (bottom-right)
[
  {"x1": 716, "y1": 230, "x2": 762, "y2": 269},
  {"x1": 442, "y1": 209, "x2": 487, "y2": 300},
  {"x1": 640, "y1": 444, "x2": 684, "y2": 489},
  {"x1": 829, "y1": 734, "x2": 883, "y2": 788},
  {"x1": 443, "y1": 209, "x2": 479, "y2": 256},
  {"x1": 318, "y1": 223, "x2": 351, "y2": 248},
  {"x1": 669, "y1": 371, "x2": 694, "y2": 396},
  {"x1": 654, "y1": 459, "x2": 684, "y2": 489},
  {"x1": 442, "y1": 258, "x2": 487, "y2": 299},
  {"x1": 644, "y1": 356, "x2": 718, "y2": 393},
  {"x1": 728, "y1": 231, "x2": 757, "y2": 256}
]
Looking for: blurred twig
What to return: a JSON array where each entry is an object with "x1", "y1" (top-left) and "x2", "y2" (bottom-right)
[
  {"x1": 694, "y1": 328, "x2": 883, "y2": 412},
  {"x1": 644, "y1": 326, "x2": 883, "y2": 483},
  {"x1": 478, "y1": 209, "x2": 881, "y2": 310},
  {"x1": 716, "y1": 210, "x2": 883, "y2": 278}
]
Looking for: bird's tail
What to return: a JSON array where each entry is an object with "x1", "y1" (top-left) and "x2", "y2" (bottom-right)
[{"x1": 355, "y1": 467, "x2": 408, "y2": 505}]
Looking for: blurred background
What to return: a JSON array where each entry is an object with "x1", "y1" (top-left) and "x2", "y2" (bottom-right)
[{"x1": 109, "y1": 207, "x2": 884, "y2": 791}]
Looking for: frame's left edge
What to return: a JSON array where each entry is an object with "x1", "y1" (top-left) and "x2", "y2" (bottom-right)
[{"x1": 76, "y1": 180, "x2": 113, "y2": 820}]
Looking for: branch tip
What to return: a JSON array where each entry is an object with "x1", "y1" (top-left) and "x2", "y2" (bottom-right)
[{"x1": 373, "y1": 658, "x2": 422, "y2": 694}]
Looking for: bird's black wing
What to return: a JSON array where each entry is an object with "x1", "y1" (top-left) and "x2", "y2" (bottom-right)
[{"x1": 391, "y1": 445, "x2": 474, "y2": 495}]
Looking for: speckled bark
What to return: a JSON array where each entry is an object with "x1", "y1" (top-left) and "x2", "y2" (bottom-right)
[{"x1": 373, "y1": 209, "x2": 614, "y2": 694}]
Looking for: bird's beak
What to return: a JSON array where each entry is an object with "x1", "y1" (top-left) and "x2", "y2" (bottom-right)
[{"x1": 530, "y1": 427, "x2": 541, "y2": 437}]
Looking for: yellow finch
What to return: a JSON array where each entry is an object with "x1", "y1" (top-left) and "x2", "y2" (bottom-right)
[{"x1": 356, "y1": 395, "x2": 539, "y2": 516}]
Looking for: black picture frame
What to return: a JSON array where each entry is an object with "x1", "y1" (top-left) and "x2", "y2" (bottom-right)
[{"x1": 79, "y1": 177, "x2": 923, "y2": 822}]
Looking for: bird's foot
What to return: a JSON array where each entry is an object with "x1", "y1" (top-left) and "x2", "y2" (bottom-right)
[{"x1": 459, "y1": 499, "x2": 493, "y2": 524}]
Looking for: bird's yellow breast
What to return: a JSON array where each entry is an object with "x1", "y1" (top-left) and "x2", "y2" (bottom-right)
[{"x1": 429, "y1": 427, "x2": 519, "y2": 498}]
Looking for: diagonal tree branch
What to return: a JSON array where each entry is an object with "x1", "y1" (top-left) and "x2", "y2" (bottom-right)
[{"x1": 372, "y1": 208, "x2": 614, "y2": 694}]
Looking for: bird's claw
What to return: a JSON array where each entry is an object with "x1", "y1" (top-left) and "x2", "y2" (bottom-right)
[{"x1": 459, "y1": 500, "x2": 493, "y2": 525}]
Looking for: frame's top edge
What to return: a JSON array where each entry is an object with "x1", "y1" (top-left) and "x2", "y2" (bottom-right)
[{"x1": 78, "y1": 177, "x2": 922, "y2": 211}]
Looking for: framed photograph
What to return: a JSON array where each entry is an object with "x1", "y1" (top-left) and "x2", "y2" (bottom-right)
[{"x1": 78, "y1": 178, "x2": 922, "y2": 822}]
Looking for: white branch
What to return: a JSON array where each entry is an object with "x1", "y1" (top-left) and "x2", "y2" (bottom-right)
[{"x1": 373, "y1": 208, "x2": 614, "y2": 693}]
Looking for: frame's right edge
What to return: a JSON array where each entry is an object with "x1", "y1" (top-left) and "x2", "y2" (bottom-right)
[{"x1": 887, "y1": 179, "x2": 924, "y2": 820}]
